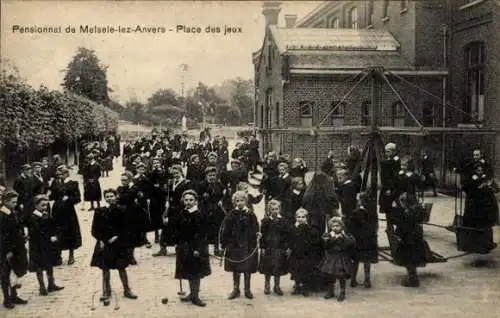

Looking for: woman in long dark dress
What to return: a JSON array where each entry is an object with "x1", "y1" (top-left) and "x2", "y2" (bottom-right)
[
  {"x1": 174, "y1": 190, "x2": 211, "y2": 307},
  {"x1": 91, "y1": 189, "x2": 137, "y2": 302},
  {"x1": 197, "y1": 166, "x2": 225, "y2": 256},
  {"x1": 28, "y1": 195, "x2": 64, "y2": 295},
  {"x1": 83, "y1": 154, "x2": 102, "y2": 211},
  {"x1": 221, "y1": 191, "x2": 260, "y2": 300},
  {"x1": 116, "y1": 171, "x2": 143, "y2": 265},
  {"x1": 0, "y1": 190, "x2": 28, "y2": 309},
  {"x1": 461, "y1": 165, "x2": 498, "y2": 253},
  {"x1": 50, "y1": 166, "x2": 82, "y2": 265},
  {"x1": 302, "y1": 171, "x2": 340, "y2": 230}
]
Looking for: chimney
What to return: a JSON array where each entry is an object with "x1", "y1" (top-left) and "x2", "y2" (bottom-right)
[
  {"x1": 262, "y1": 1, "x2": 281, "y2": 27},
  {"x1": 284, "y1": 14, "x2": 297, "y2": 28}
]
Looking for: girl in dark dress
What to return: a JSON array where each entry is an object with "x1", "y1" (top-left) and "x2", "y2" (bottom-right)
[
  {"x1": 282, "y1": 177, "x2": 305, "y2": 225},
  {"x1": 349, "y1": 193, "x2": 378, "y2": 288},
  {"x1": 391, "y1": 192, "x2": 432, "y2": 287},
  {"x1": 91, "y1": 189, "x2": 137, "y2": 303},
  {"x1": 28, "y1": 195, "x2": 64, "y2": 295},
  {"x1": 0, "y1": 190, "x2": 28, "y2": 309},
  {"x1": 259, "y1": 200, "x2": 290, "y2": 296},
  {"x1": 221, "y1": 191, "x2": 261, "y2": 300},
  {"x1": 175, "y1": 190, "x2": 211, "y2": 307},
  {"x1": 289, "y1": 208, "x2": 322, "y2": 297},
  {"x1": 83, "y1": 154, "x2": 102, "y2": 211},
  {"x1": 50, "y1": 166, "x2": 82, "y2": 265},
  {"x1": 320, "y1": 217, "x2": 355, "y2": 302}
]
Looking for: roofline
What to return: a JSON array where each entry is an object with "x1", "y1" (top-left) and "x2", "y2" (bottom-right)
[
  {"x1": 295, "y1": 1, "x2": 339, "y2": 27},
  {"x1": 289, "y1": 69, "x2": 449, "y2": 76}
]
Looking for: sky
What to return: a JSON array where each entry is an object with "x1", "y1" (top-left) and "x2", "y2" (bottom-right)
[{"x1": 1, "y1": 0, "x2": 322, "y2": 104}]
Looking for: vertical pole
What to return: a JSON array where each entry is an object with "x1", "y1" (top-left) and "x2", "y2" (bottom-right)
[
  {"x1": 370, "y1": 68, "x2": 380, "y2": 209},
  {"x1": 74, "y1": 139, "x2": 79, "y2": 166}
]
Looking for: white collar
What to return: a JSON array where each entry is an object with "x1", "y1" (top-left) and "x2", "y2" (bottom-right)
[
  {"x1": 292, "y1": 189, "x2": 301, "y2": 195},
  {"x1": 281, "y1": 173, "x2": 289, "y2": 179},
  {"x1": 269, "y1": 214, "x2": 282, "y2": 220},
  {"x1": 359, "y1": 205, "x2": 365, "y2": 210},
  {"x1": 63, "y1": 177, "x2": 71, "y2": 184},
  {"x1": 342, "y1": 180, "x2": 352, "y2": 185},
  {"x1": 33, "y1": 210, "x2": 45, "y2": 217},
  {"x1": 0, "y1": 206, "x2": 12, "y2": 215},
  {"x1": 295, "y1": 221, "x2": 307, "y2": 227},
  {"x1": 236, "y1": 206, "x2": 249, "y2": 212},
  {"x1": 405, "y1": 171, "x2": 414, "y2": 177},
  {"x1": 186, "y1": 206, "x2": 198, "y2": 213}
]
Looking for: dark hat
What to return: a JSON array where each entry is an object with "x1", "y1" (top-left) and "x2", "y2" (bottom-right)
[
  {"x1": 32, "y1": 162, "x2": 42, "y2": 168},
  {"x1": 205, "y1": 166, "x2": 217, "y2": 174},
  {"x1": 2, "y1": 189, "x2": 19, "y2": 202},
  {"x1": 33, "y1": 194, "x2": 49, "y2": 205},
  {"x1": 135, "y1": 162, "x2": 146, "y2": 169},
  {"x1": 182, "y1": 189, "x2": 198, "y2": 200},
  {"x1": 207, "y1": 152, "x2": 218, "y2": 158},
  {"x1": 21, "y1": 164, "x2": 32, "y2": 171}
]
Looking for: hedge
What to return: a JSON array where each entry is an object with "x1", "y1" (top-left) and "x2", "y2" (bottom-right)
[{"x1": 0, "y1": 74, "x2": 118, "y2": 151}]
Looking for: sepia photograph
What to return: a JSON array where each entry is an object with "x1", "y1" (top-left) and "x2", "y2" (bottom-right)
[{"x1": 0, "y1": 0, "x2": 499, "y2": 317}]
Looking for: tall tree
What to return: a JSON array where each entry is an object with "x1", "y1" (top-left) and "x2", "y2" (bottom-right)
[
  {"x1": 147, "y1": 88, "x2": 180, "y2": 108},
  {"x1": 62, "y1": 47, "x2": 109, "y2": 105}
]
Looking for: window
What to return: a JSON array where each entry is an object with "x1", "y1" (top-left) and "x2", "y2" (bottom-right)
[
  {"x1": 422, "y1": 101, "x2": 435, "y2": 127},
  {"x1": 267, "y1": 43, "x2": 273, "y2": 71},
  {"x1": 330, "y1": 101, "x2": 345, "y2": 126},
  {"x1": 401, "y1": 0, "x2": 407, "y2": 10},
  {"x1": 392, "y1": 101, "x2": 405, "y2": 127},
  {"x1": 275, "y1": 102, "x2": 280, "y2": 126},
  {"x1": 361, "y1": 101, "x2": 371, "y2": 126},
  {"x1": 367, "y1": 0, "x2": 374, "y2": 26},
  {"x1": 299, "y1": 101, "x2": 313, "y2": 126},
  {"x1": 266, "y1": 89, "x2": 272, "y2": 128},
  {"x1": 328, "y1": 17, "x2": 339, "y2": 29},
  {"x1": 465, "y1": 42, "x2": 485, "y2": 123},
  {"x1": 383, "y1": 0, "x2": 390, "y2": 18},
  {"x1": 259, "y1": 104, "x2": 265, "y2": 128},
  {"x1": 349, "y1": 7, "x2": 358, "y2": 29}
]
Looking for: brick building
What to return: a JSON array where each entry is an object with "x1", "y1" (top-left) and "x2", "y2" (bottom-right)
[{"x1": 252, "y1": 0, "x2": 500, "y2": 184}]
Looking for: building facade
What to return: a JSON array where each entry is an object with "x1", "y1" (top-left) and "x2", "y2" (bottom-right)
[{"x1": 252, "y1": 0, "x2": 500, "y2": 183}]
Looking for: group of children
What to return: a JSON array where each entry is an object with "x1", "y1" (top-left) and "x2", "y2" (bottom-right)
[{"x1": 0, "y1": 129, "x2": 448, "y2": 310}]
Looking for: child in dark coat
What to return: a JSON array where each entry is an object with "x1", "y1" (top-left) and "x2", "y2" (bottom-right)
[
  {"x1": 174, "y1": 190, "x2": 211, "y2": 307},
  {"x1": 259, "y1": 200, "x2": 290, "y2": 296},
  {"x1": 289, "y1": 208, "x2": 322, "y2": 297},
  {"x1": 320, "y1": 216, "x2": 355, "y2": 302},
  {"x1": 221, "y1": 191, "x2": 261, "y2": 300},
  {"x1": 348, "y1": 193, "x2": 378, "y2": 288},
  {"x1": 90, "y1": 189, "x2": 137, "y2": 304},
  {"x1": 28, "y1": 195, "x2": 64, "y2": 296}
]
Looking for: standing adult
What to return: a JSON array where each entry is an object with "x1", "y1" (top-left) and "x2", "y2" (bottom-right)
[{"x1": 50, "y1": 166, "x2": 82, "y2": 265}]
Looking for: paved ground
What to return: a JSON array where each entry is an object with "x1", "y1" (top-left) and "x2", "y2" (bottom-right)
[{"x1": 1, "y1": 141, "x2": 499, "y2": 318}]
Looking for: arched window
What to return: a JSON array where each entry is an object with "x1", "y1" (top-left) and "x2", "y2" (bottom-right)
[
  {"x1": 392, "y1": 101, "x2": 405, "y2": 127},
  {"x1": 465, "y1": 42, "x2": 485, "y2": 123},
  {"x1": 349, "y1": 7, "x2": 358, "y2": 29},
  {"x1": 328, "y1": 17, "x2": 340, "y2": 29}
]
